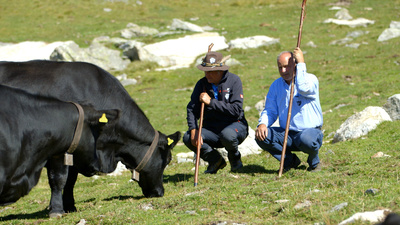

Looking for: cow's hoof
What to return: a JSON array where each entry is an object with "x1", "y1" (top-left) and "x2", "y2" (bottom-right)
[
  {"x1": 64, "y1": 206, "x2": 77, "y2": 213},
  {"x1": 49, "y1": 212, "x2": 64, "y2": 218}
]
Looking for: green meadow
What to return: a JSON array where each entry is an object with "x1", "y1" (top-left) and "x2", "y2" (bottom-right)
[{"x1": 0, "y1": 0, "x2": 399, "y2": 224}]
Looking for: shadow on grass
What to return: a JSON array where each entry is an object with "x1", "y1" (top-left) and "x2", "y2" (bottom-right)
[
  {"x1": 233, "y1": 164, "x2": 276, "y2": 174},
  {"x1": 235, "y1": 164, "x2": 309, "y2": 174},
  {"x1": 103, "y1": 195, "x2": 145, "y2": 202},
  {"x1": 0, "y1": 208, "x2": 48, "y2": 221},
  {"x1": 163, "y1": 173, "x2": 193, "y2": 183}
]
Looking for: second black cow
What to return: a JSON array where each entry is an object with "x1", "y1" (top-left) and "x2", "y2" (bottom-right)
[
  {"x1": 0, "y1": 84, "x2": 119, "y2": 216},
  {"x1": 0, "y1": 60, "x2": 181, "y2": 217}
]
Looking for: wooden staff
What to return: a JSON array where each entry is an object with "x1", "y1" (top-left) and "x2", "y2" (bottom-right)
[
  {"x1": 278, "y1": 0, "x2": 307, "y2": 177},
  {"x1": 194, "y1": 43, "x2": 213, "y2": 186},
  {"x1": 194, "y1": 103, "x2": 204, "y2": 187}
]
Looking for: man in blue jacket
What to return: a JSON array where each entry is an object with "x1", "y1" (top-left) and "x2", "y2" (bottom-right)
[
  {"x1": 183, "y1": 50, "x2": 248, "y2": 174},
  {"x1": 255, "y1": 47, "x2": 323, "y2": 172}
]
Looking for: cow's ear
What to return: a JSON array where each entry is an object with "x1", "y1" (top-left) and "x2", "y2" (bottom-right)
[
  {"x1": 89, "y1": 109, "x2": 120, "y2": 126},
  {"x1": 91, "y1": 109, "x2": 121, "y2": 173},
  {"x1": 166, "y1": 131, "x2": 181, "y2": 150}
]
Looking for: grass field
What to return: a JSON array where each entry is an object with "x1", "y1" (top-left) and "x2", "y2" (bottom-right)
[{"x1": 1, "y1": 0, "x2": 400, "y2": 224}]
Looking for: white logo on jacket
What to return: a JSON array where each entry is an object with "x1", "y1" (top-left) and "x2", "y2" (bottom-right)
[{"x1": 225, "y1": 88, "x2": 230, "y2": 100}]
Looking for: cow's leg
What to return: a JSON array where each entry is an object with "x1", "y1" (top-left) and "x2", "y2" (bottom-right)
[
  {"x1": 62, "y1": 166, "x2": 78, "y2": 212},
  {"x1": 46, "y1": 157, "x2": 68, "y2": 218}
]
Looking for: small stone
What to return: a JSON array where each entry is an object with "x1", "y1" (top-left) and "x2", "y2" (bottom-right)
[
  {"x1": 306, "y1": 41, "x2": 317, "y2": 48},
  {"x1": 371, "y1": 152, "x2": 391, "y2": 158},
  {"x1": 330, "y1": 202, "x2": 348, "y2": 212},
  {"x1": 294, "y1": 200, "x2": 312, "y2": 209},
  {"x1": 365, "y1": 188, "x2": 379, "y2": 195},
  {"x1": 76, "y1": 219, "x2": 87, "y2": 225},
  {"x1": 185, "y1": 210, "x2": 197, "y2": 215},
  {"x1": 139, "y1": 203, "x2": 154, "y2": 211},
  {"x1": 274, "y1": 199, "x2": 290, "y2": 203},
  {"x1": 325, "y1": 149, "x2": 335, "y2": 155}
]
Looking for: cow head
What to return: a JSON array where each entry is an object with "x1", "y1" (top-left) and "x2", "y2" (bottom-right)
[
  {"x1": 137, "y1": 131, "x2": 181, "y2": 198},
  {"x1": 95, "y1": 126, "x2": 181, "y2": 198}
]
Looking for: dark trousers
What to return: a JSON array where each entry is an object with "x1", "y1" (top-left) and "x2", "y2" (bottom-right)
[
  {"x1": 255, "y1": 127, "x2": 323, "y2": 168},
  {"x1": 183, "y1": 122, "x2": 248, "y2": 164}
]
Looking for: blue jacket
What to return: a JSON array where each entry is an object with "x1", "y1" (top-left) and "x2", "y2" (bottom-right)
[{"x1": 187, "y1": 71, "x2": 248, "y2": 133}]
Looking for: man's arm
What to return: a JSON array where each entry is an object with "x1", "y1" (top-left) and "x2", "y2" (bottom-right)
[
  {"x1": 294, "y1": 47, "x2": 319, "y2": 98},
  {"x1": 187, "y1": 79, "x2": 204, "y2": 130},
  {"x1": 293, "y1": 47, "x2": 304, "y2": 63}
]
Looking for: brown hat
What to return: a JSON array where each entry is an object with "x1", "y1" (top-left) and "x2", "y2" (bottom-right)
[{"x1": 197, "y1": 51, "x2": 230, "y2": 72}]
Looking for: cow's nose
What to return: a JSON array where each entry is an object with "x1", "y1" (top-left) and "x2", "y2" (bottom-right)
[{"x1": 144, "y1": 188, "x2": 164, "y2": 198}]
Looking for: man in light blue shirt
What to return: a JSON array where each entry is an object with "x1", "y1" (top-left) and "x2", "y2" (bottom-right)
[{"x1": 255, "y1": 47, "x2": 323, "y2": 172}]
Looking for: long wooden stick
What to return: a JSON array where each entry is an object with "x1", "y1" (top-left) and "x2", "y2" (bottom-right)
[
  {"x1": 194, "y1": 103, "x2": 204, "y2": 186},
  {"x1": 278, "y1": 0, "x2": 307, "y2": 177},
  {"x1": 194, "y1": 43, "x2": 214, "y2": 186}
]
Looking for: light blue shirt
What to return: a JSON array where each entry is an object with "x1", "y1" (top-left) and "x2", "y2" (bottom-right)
[{"x1": 258, "y1": 63, "x2": 323, "y2": 131}]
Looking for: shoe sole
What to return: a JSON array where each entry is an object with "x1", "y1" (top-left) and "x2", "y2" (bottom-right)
[
  {"x1": 231, "y1": 163, "x2": 243, "y2": 172},
  {"x1": 204, "y1": 161, "x2": 227, "y2": 174}
]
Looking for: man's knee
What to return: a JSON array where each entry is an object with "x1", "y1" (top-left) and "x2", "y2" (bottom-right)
[
  {"x1": 219, "y1": 128, "x2": 238, "y2": 146},
  {"x1": 183, "y1": 131, "x2": 197, "y2": 152},
  {"x1": 183, "y1": 131, "x2": 191, "y2": 145},
  {"x1": 299, "y1": 129, "x2": 323, "y2": 152},
  {"x1": 255, "y1": 127, "x2": 275, "y2": 147},
  {"x1": 255, "y1": 137, "x2": 275, "y2": 152}
]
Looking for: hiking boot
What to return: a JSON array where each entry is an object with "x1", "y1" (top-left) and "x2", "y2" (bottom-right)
[
  {"x1": 230, "y1": 159, "x2": 243, "y2": 172},
  {"x1": 280, "y1": 155, "x2": 301, "y2": 173},
  {"x1": 308, "y1": 163, "x2": 322, "y2": 172},
  {"x1": 291, "y1": 155, "x2": 301, "y2": 169},
  {"x1": 204, "y1": 157, "x2": 227, "y2": 174}
]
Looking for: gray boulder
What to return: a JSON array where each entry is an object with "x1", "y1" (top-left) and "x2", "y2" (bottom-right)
[
  {"x1": 228, "y1": 35, "x2": 279, "y2": 49},
  {"x1": 323, "y1": 18, "x2": 375, "y2": 28},
  {"x1": 170, "y1": 18, "x2": 204, "y2": 32},
  {"x1": 120, "y1": 23, "x2": 159, "y2": 39},
  {"x1": 50, "y1": 41, "x2": 130, "y2": 71},
  {"x1": 378, "y1": 21, "x2": 400, "y2": 42},
  {"x1": 383, "y1": 94, "x2": 400, "y2": 120},
  {"x1": 347, "y1": 30, "x2": 369, "y2": 39},
  {"x1": 138, "y1": 32, "x2": 228, "y2": 69},
  {"x1": 216, "y1": 126, "x2": 262, "y2": 162},
  {"x1": 333, "y1": 106, "x2": 392, "y2": 143},
  {"x1": 92, "y1": 36, "x2": 145, "y2": 61},
  {"x1": 92, "y1": 36, "x2": 128, "y2": 47},
  {"x1": 335, "y1": 8, "x2": 353, "y2": 20},
  {"x1": 255, "y1": 99, "x2": 265, "y2": 114},
  {"x1": 118, "y1": 40, "x2": 145, "y2": 61},
  {"x1": 329, "y1": 30, "x2": 369, "y2": 48},
  {"x1": 0, "y1": 41, "x2": 66, "y2": 61},
  {"x1": 116, "y1": 73, "x2": 137, "y2": 86}
]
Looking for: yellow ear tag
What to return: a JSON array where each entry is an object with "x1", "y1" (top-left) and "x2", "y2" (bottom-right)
[
  {"x1": 99, "y1": 113, "x2": 108, "y2": 123},
  {"x1": 167, "y1": 138, "x2": 174, "y2": 146}
]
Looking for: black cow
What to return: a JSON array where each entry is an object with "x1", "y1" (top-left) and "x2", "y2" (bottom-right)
[
  {"x1": 0, "y1": 84, "x2": 119, "y2": 213},
  {"x1": 0, "y1": 60, "x2": 181, "y2": 217}
]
